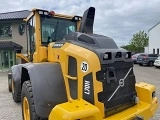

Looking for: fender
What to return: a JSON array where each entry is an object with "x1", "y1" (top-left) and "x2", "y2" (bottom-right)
[
  {"x1": 21, "y1": 62, "x2": 68, "y2": 118},
  {"x1": 11, "y1": 63, "x2": 31, "y2": 93}
]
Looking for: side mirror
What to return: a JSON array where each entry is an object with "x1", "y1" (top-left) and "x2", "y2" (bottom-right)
[
  {"x1": 27, "y1": 24, "x2": 35, "y2": 36},
  {"x1": 18, "y1": 23, "x2": 25, "y2": 35}
]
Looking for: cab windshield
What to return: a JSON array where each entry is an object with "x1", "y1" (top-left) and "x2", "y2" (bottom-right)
[{"x1": 41, "y1": 16, "x2": 77, "y2": 44}]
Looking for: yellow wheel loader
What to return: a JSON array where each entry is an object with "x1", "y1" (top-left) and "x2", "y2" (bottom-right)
[{"x1": 8, "y1": 7, "x2": 158, "y2": 120}]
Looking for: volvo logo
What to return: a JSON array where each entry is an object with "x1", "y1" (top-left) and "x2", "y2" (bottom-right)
[
  {"x1": 107, "y1": 67, "x2": 132, "y2": 101},
  {"x1": 119, "y1": 79, "x2": 124, "y2": 87}
]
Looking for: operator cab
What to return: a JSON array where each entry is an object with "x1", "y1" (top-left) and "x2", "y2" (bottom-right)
[
  {"x1": 41, "y1": 16, "x2": 77, "y2": 45},
  {"x1": 25, "y1": 9, "x2": 81, "y2": 62}
]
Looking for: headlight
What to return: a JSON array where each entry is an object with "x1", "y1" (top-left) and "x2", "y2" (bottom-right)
[
  {"x1": 104, "y1": 53, "x2": 109, "y2": 59},
  {"x1": 103, "y1": 52, "x2": 111, "y2": 60}
]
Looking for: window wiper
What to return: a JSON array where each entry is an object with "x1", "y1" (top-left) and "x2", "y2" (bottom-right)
[{"x1": 53, "y1": 21, "x2": 59, "y2": 41}]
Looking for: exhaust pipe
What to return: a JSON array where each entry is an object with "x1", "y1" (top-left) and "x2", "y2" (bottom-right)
[{"x1": 79, "y1": 7, "x2": 95, "y2": 34}]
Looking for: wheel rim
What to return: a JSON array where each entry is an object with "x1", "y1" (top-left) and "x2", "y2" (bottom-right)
[
  {"x1": 11, "y1": 79, "x2": 14, "y2": 94},
  {"x1": 23, "y1": 97, "x2": 30, "y2": 120}
]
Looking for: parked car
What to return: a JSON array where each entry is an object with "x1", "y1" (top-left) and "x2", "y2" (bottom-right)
[
  {"x1": 131, "y1": 53, "x2": 141, "y2": 63},
  {"x1": 154, "y1": 56, "x2": 160, "y2": 68},
  {"x1": 137, "y1": 53, "x2": 158, "y2": 66}
]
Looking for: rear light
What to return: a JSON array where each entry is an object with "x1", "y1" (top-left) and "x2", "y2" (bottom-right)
[{"x1": 103, "y1": 52, "x2": 112, "y2": 60}]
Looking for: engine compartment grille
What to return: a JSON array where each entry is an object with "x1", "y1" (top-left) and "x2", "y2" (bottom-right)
[{"x1": 96, "y1": 61, "x2": 137, "y2": 117}]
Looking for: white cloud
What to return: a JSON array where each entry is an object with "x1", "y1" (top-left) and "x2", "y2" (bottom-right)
[{"x1": 1, "y1": 0, "x2": 160, "y2": 46}]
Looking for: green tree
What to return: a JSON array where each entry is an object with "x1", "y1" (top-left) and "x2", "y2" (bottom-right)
[
  {"x1": 121, "y1": 44, "x2": 135, "y2": 52},
  {"x1": 129, "y1": 30, "x2": 148, "y2": 53}
]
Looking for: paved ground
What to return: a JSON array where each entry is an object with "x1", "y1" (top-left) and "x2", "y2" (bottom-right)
[
  {"x1": 0, "y1": 72, "x2": 22, "y2": 120},
  {"x1": 133, "y1": 64, "x2": 160, "y2": 120},
  {"x1": 0, "y1": 64, "x2": 159, "y2": 120}
]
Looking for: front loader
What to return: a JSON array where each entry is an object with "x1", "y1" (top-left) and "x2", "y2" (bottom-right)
[{"x1": 9, "y1": 7, "x2": 158, "y2": 120}]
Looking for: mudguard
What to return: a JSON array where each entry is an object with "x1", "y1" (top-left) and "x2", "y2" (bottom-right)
[{"x1": 21, "y1": 62, "x2": 68, "y2": 118}]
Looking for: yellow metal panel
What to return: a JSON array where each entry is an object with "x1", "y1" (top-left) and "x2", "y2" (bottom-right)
[
  {"x1": 37, "y1": 46, "x2": 47, "y2": 62},
  {"x1": 33, "y1": 11, "x2": 42, "y2": 62},
  {"x1": 49, "y1": 98, "x2": 158, "y2": 120},
  {"x1": 47, "y1": 43, "x2": 55, "y2": 62},
  {"x1": 33, "y1": 52, "x2": 38, "y2": 62},
  {"x1": 48, "y1": 42, "x2": 104, "y2": 117},
  {"x1": 49, "y1": 99, "x2": 103, "y2": 120},
  {"x1": 16, "y1": 53, "x2": 29, "y2": 62},
  {"x1": 136, "y1": 82, "x2": 156, "y2": 104}
]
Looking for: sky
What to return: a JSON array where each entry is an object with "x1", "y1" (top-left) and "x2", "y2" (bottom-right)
[{"x1": 0, "y1": 0, "x2": 160, "y2": 46}]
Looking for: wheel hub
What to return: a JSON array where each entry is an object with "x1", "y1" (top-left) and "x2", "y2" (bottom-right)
[{"x1": 23, "y1": 97, "x2": 30, "y2": 120}]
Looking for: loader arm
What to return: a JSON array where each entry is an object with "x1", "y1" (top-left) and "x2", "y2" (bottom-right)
[{"x1": 16, "y1": 53, "x2": 30, "y2": 63}]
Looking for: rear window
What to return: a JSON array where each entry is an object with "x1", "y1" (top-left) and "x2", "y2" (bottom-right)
[
  {"x1": 135, "y1": 54, "x2": 140, "y2": 57},
  {"x1": 148, "y1": 54, "x2": 158, "y2": 57},
  {"x1": 139, "y1": 54, "x2": 147, "y2": 56}
]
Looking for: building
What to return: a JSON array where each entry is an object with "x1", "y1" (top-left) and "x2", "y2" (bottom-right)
[
  {"x1": 0, "y1": 10, "x2": 31, "y2": 70},
  {"x1": 144, "y1": 46, "x2": 149, "y2": 54},
  {"x1": 148, "y1": 22, "x2": 160, "y2": 55}
]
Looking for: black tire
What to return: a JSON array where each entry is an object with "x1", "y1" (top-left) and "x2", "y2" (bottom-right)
[
  {"x1": 8, "y1": 71, "x2": 12, "y2": 92},
  {"x1": 148, "y1": 61, "x2": 154, "y2": 67},
  {"x1": 22, "y1": 81, "x2": 47, "y2": 120},
  {"x1": 8, "y1": 77, "x2": 12, "y2": 92},
  {"x1": 139, "y1": 63, "x2": 143, "y2": 66},
  {"x1": 12, "y1": 78, "x2": 21, "y2": 102}
]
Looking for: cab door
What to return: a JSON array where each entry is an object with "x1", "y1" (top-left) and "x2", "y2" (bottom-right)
[{"x1": 27, "y1": 16, "x2": 35, "y2": 62}]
